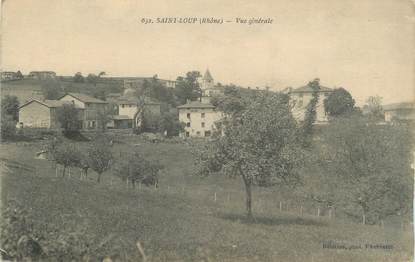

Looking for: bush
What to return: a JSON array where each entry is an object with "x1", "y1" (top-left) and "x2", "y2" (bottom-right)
[{"x1": 1, "y1": 117, "x2": 16, "y2": 141}]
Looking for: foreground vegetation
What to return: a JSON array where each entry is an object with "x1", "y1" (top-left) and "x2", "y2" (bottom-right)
[{"x1": 0, "y1": 138, "x2": 412, "y2": 261}]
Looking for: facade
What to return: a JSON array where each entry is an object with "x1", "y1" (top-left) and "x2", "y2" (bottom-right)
[
  {"x1": 285, "y1": 85, "x2": 333, "y2": 123},
  {"x1": 383, "y1": 102, "x2": 415, "y2": 123},
  {"x1": 1, "y1": 71, "x2": 19, "y2": 81},
  {"x1": 28, "y1": 71, "x2": 56, "y2": 80},
  {"x1": 117, "y1": 96, "x2": 161, "y2": 128},
  {"x1": 177, "y1": 101, "x2": 223, "y2": 138},
  {"x1": 199, "y1": 69, "x2": 224, "y2": 104},
  {"x1": 58, "y1": 93, "x2": 108, "y2": 129},
  {"x1": 18, "y1": 99, "x2": 81, "y2": 129}
]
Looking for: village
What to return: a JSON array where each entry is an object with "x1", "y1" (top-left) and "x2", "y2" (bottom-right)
[
  {"x1": 0, "y1": 68, "x2": 414, "y2": 261},
  {"x1": 2, "y1": 69, "x2": 414, "y2": 139}
]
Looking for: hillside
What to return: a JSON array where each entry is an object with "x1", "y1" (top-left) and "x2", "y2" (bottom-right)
[{"x1": 0, "y1": 139, "x2": 413, "y2": 261}]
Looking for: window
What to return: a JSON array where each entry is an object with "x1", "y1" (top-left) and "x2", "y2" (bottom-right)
[
  {"x1": 187, "y1": 113, "x2": 191, "y2": 119},
  {"x1": 121, "y1": 104, "x2": 125, "y2": 108},
  {"x1": 196, "y1": 131, "x2": 201, "y2": 136},
  {"x1": 185, "y1": 132, "x2": 190, "y2": 137},
  {"x1": 201, "y1": 113, "x2": 205, "y2": 118},
  {"x1": 205, "y1": 131, "x2": 211, "y2": 137},
  {"x1": 186, "y1": 122, "x2": 191, "y2": 127},
  {"x1": 201, "y1": 122, "x2": 205, "y2": 128}
]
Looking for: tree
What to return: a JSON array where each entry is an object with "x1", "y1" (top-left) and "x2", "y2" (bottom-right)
[
  {"x1": 1, "y1": 115, "x2": 16, "y2": 140},
  {"x1": 87, "y1": 139, "x2": 113, "y2": 183},
  {"x1": 174, "y1": 71, "x2": 202, "y2": 104},
  {"x1": 2, "y1": 95, "x2": 19, "y2": 121},
  {"x1": 56, "y1": 104, "x2": 81, "y2": 135},
  {"x1": 115, "y1": 151, "x2": 162, "y2": 187},
  {"x1": 41, "y1": 80, "x2": 63, "y2": 100},
  {"x1": 301, "y1": 79, "x2": 320, "y2": 147},
  {"x1": 321, "y1": 115, "x2": 413, "y2": 224},
  {"x1": 73, "y1": 72, "x2": 84, "y2": 83},
  {"x1": 198, "y1": 93, "x2": 304, "y2": 218},
  {"x1": 363, "y1": 96, "x2": 384, "y2": 122},
  {"x1": 323, "y1": 87, "x2": 355, "y2": 117},
  {"x1": 54, "y1": 143, "x2": 81, "y2": 177},
  {"x1": 158, "y1": 111, "x2": 184, "y2": 137}
]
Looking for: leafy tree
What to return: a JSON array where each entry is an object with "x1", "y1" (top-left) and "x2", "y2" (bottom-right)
[
  {"x1": 2, "y1": 95, "x2": 19, "y2": 121},
  {"x1": 321, "y1": 115, "x2": 413, "y2": 224},
  {"x1": 54, "y1": 143, "x2": 81, "y2": 177},
  {"x1": 115, "y1": 151, "x2": 162, "y2": 187},
  {"x1": 41, "y1": 80, "x2": 63, "y2": 100},
  {"x1": 56, "y1": 104, "x2": 81, "y2": 134},
  {"x1": 73, "y1": 72, "x2": 84, "y2": 83},
  {"x1": 174, "y1": 71, "x2": 202, "y2": 104},
  {"x1": 87, "y1": 139, "x2": 113, "y2": 183},
  {"x1": 158, "y1": 111, "x2": 184, "y2": 137},
  {"x1": 1, "y1": 115, "x2": 16, "y2": 140},
  {"x1": 323, "y1": 87, "x2": 355, "y2": 117},
  {"x1": 198, "y1": 93, "x2": 303, "y2": 218},
  {"x1": 301, "y1": 78, "x2": 320, "y2": 147},
  {"x1": 363, "y1": 96, "x2": 384, "y2": 121}
]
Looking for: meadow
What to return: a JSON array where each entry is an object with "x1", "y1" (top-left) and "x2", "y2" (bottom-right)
[{"x1": 0, "y1": 135, "x2": 413, "y2": 261}]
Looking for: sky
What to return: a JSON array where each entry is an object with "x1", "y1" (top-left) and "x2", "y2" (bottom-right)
[{"x1": 1, "y1": 0, "x2": 414, "y2": 105}]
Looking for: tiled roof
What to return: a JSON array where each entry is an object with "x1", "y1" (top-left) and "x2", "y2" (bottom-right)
[
  {"x1": 19, "y1": 99, "x2": 82, "y2": 109},
  {"x1": 177, "y1": 101, "x2": 215, "y2": 109},
  {"x1": 63, "y1": 93, "x2": 108, "y2": 104}
]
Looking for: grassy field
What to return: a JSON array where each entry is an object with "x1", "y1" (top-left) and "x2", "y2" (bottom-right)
[{"x1": 0, "y1": 136, "x2": 413, "y2": 261}]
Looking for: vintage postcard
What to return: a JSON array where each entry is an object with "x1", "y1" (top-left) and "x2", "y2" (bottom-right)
[{"x1": 0, "y1": 0, "x2": 414, "y2": 261}]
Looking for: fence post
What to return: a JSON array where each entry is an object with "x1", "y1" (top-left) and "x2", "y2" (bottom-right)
[
  {"x1": 279, "y1": 201, "x2": 282, "y2": 212},
  {"x1": 55, "y1": 167, "x2": 58, "y2": 177},
  {"x1": 362, "y1": 214, "x2": 366, "y2": 225},
  {"x1": 167, "y1": 186, "x2": 170, "y2": 193},
  {"x1": 214, "y1": 192, "x2": 217, "y2": 202},
  {"x1": 300, "y1": 206, "x2": 303, "y2": 216},
  {"x1": 328, "y1": 208, "x2": 332, "y2": 219},
  {"x1": 68, "y1": 167, "x2": 71, "y2": 178},
  {"x1": 126, "y1": 178, "x2": 129, "y2": 188},
  {"x1": 317, "y1": 207, "x2": 320, "y2": 217},
  {"x1": 227, "y1": 193, "x2": 230, "y2": 203}
]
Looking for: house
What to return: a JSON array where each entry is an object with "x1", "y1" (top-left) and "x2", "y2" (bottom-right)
[
  {"x1": 28, "y1": 71, "x2": 56, "y2": 80},
  {"x1": 177, "y1": 100, "x2": 223, "y2": 138},
  {"x1": 383, "y1": 102, "x2": 415, "y2": 123},
  {"x1": 1, "y1": 71, "x2": 19, "y2": 81},
  {"x1": 199, "y1": 69, "x2": 224, "y2": 104},
  {"x1": 58, "y1": 93, "x2": 108, "y2": 129},
  {"x1": 18, "y1": 99, "x2": 82, "y2": 129},
  {"x1": 285, "y1": 84, "x2": 333, "y2": 123},
  {"x1": 116, "y1": 96, "x2": 161, "y2": 128}
]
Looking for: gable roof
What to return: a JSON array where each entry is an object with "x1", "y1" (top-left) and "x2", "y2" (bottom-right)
[
  {"x1": 290, "y1": 85, "x2": 333, "y2": 93},
  {"x1": 19, "y1": 99, "x2": 82, "y2": 109},
  {"x1": 60, "y1": 93, "x2": 108, "y2": 104},
  {"x1": 177, "y1": 101, "x2": 215, "y2": 109}
]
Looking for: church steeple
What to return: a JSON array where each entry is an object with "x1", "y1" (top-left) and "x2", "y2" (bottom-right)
[{"x1": 201, "y1": 69, "x2": 214, "y2": 89}]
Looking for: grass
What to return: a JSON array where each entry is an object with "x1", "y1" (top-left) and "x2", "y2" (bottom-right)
[{"x1": 0, "y1": 137, "x2": 413, "y2": 261}]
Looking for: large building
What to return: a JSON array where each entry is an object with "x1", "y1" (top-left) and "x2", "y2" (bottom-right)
[
  {"x1": 28, "y1": 71, "x2": 57, "y2": 80},
  {"x1": 58, "y1": 93, "x2": 108, "y2": 129},
  {"x1": 177, "y1": 101, "x2": 223, "y2": 138},
  {"x1": 285, "y1": 84, "x2": 333, "y2": 123},
  {"x1": 18, "y1": 99, "x2": 82, "y2": 129},
  {"x1": 116, "y1": 96, "x2": 161, "y2": 128},
  {"x1": 383, "y1": 102, "x2": 415, "y2": 123}
]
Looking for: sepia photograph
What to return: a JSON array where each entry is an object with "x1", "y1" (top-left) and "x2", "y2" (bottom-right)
[{"x1": 0, "y1": 0, "x2": 414, "y2": 261}]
